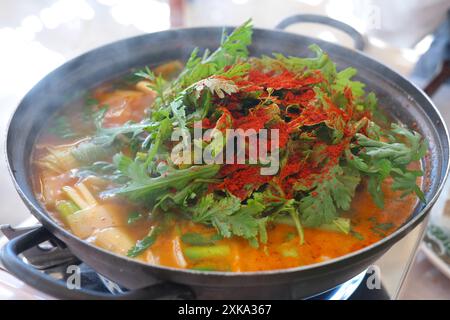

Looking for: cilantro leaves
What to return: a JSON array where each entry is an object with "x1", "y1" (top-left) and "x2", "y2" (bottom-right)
[
  {"x1": 299, "y1": 167, "x2": 360, "y2": 227},
  {"x1": 192, "y1": 193, "x2": 267, "y2": 245},
  {"x1": 171, "y1": 19, "x2": 253, "y2": 92},
  {"x1": 127, "y1": 226, "x2": 161, "y2": 257}
]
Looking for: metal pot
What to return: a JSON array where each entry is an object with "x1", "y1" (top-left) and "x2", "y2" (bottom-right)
[{"x1": 1, "y1": 15, "x2": 449, "y2": 299}]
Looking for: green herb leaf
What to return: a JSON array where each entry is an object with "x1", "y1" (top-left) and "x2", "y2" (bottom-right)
[
  {"x1": 127, "y1": 211, "x2": 143, "y2": 225},
  {"x1": 181, "y1": 232, "x2": 222, "y2": 246},
  {"x1": 127, "y1": 226, "x2": 160, "y2": 257},
  {"x1": 192, "y1": 193, "x2": 266, "y2": 243},
  {"x1": 353, "y1": 124, "x2": 426, "y2": 207},
  {"x1": 104, "y1": 157, "x2": 220, "y2": 203},
  {"x1": 332, "y1": 67, "x2": 365, "y2": 99},
  {"x1": 48, "y1": 116, "x2": 78, "y2": 139},
  {"x1": 299, "y1": 166, "x2": 360, "y2": 227}
]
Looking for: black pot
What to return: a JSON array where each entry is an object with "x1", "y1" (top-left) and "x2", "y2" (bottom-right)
[{"x1": 2, "y1": 15, "x2": 449, "y2": 299}]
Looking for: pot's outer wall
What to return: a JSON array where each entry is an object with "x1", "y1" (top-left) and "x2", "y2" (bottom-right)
[{"x1": 6, "y1": 27, "x2": 449, "y2": 298}]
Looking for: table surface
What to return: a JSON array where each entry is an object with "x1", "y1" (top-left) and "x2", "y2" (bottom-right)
[{"x1": 0, "y1": 0, "x2": 449, "y2": 299}]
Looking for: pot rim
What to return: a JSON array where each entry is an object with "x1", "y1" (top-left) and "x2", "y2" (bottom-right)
[{"x1": 5, "y1": 25, "x2": 450, "y2": 279}]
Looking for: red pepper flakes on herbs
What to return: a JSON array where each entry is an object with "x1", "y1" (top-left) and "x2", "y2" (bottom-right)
[
  {"x1": 214, "y1": 108, "x2": 233, "y2": 133},
  {"x1": 215, "y1": 94, "x2": 242, "y2": 113},
  {"x1": 234, "y1": 110, "x2": 270, "y2": 131},
  {"x1": 280, "y1": 162, "x2": 321, "y2": 198},
  {"x1": 269, "y1": 121, "x2": 290, "y2": 148},
  {"x1": 233, "y1": 79, "x2": 263, "y2": 93},
  {"x1": 216, "y1": 165, "x2": 272, "y2": 200},
  {"x1": 287, "y1": 107, "x2": 328, "y2": 128},
  {"x1": 247, "y1": 69, "x2": 321, "y2": 90},
  {"x1": 278, "y1": 154, "x2": 303, "y2": 182},
  {"x1": 283, "y1": 90, "x2": 316, "y2": 107},
  {"x1": 206, "y1": 66, "x2": 358, "y2": 199}
]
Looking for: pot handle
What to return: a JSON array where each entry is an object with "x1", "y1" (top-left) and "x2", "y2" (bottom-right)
[
  {"x1": 0, "y1": 227, "x2": 194, "y2": 299},
  {"x1": 275, "y1": 14, "x2": 366, "y2": 51}
]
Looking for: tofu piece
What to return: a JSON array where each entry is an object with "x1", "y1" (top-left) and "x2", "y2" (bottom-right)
[
  {"x1": 66, "y1": 204, "x2": 126, "y2": 239},
  {"x1": 91, "y1": 227, "x2": 134, "y2": 256}
]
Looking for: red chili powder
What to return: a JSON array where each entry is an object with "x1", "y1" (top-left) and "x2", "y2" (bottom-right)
[
  {"x1": 248, "y1": 69, "x2": 321, "y2": 90},
  {"x1": 217, "y1": 165, "x2": 272, "y2": 200}
]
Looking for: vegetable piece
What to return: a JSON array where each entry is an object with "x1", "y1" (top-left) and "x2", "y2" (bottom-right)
[
  {"x1": 351, "y1": 230, "x2": 365, "y2": 241},
  {"x1": 275, "y1": 216, "x2": 351, "y2": 235},
  {"x1": 356, "y1": 132, "x2": 423, "y2": 166},
  {"x1": 278, "y1": 245, "x2": 299, "y2": 258},
  {"x1": 352, "y1": 124, "x2": 427, "y2": 207},
  {"x1": 127, "y1": 226, "x2": 160, "y2": 257},
  {"x1": 190, "y1": 265, "x2": 219, "y2": 271},
  {"x1": 65, "y1": 204, "x2": 126, "y2": 239},
  {"x1": 316, "y1": 217, "x2": 351, "y2": 234},
  {"x1": 191, "y1": 193, "x2": 267, "y2": 244},
  {"x1": 39, "y1": 173, "x2": 75, "y2": 206},
  {"x1": 299, "y1": 167, "x2": 360, "y2": 227},
  {"x1": 194, "y1": 77, "x2": 238, "y2": 99},
  {"x1": 142, "y1": 232, "x2": 188, "y2": 267},
  {"x1": 289, "y1": 210, "x2": 304, "y2": 245},
  {"x1": 171, "y1": 19, "x2": 253, "y2": 92},
  {"x1": 62, "y1": 182, "x2": 97, "y2": 209},
  {"x1": 172, "y1": 236, "x2": 188, "y2": 268},
  {"x1": 63, "y1": 186, "x2": 89, "y2": 209},
  {"x1": 71, "y1": 141, "x2": 116, "y2": 165},
  {"x1": 270, "y1": 44, "x2": 330, "y2": 73},
  {"x1": 127, "y1": 211, "x2": 143, "y2": 225},
  {"x1": 332, "y1": 67, "x2": 365, "y2": 99},
  {"x1": 180, "y1": 232, "x2": 221, "y2": 246},
  {"x1": 94, "y1": 121, "x2": 153, "y2": 146},
  {"x1": 134, "y1": 68, "x2": 166, "y2": 103},
  {"x1": 136, "y1": 81, "x2": 157, "y2": 94},
  {"x1": 75, "y1": 182, "x2": 97, "y2": 207},
  {"x1": 92, "y1": 227, "x2": 135, "y2": 255},
  {"x1": 183, "y1": 245, "x2": 231, "y2": 260},
  {"x1": 37, "y1": 146, "x2": 79, "y2": 174},
  {"x1": 55, "y1": 200, "x2": 79, "y2": 220},
  {"x1": 144, "y1": 117, "x2": 171, "y2": 167},
  {"x1": 47, "y1": 116, "x2": 78, "y2": 139}
]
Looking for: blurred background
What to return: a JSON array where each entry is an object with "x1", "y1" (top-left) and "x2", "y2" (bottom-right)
[{"x1": 0, "y1": 0, "x2": 449, "y2": 299}]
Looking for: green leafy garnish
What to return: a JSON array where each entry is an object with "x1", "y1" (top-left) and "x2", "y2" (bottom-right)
[
  {"x1": 181, "y1": 232, "x2": 222, "y2": 246},
  {"x1": 48, "y1": 116, "x2": 78, "y2": 139},
  {"x1": 299, "y1": 167, "x2": 360, "y2": 227},
  {"x1": 127, "y1": 211, "x2": 143, "y2": 225},
  {"x1": 103, "y1": 153, "x2": 220, "y2": 203},
  {"x1": 352, "y1": 123, "x2": 427, "y2": 207},
  {"x1": 127, "y1": 226, "x2": 160, "y2": 257}
]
